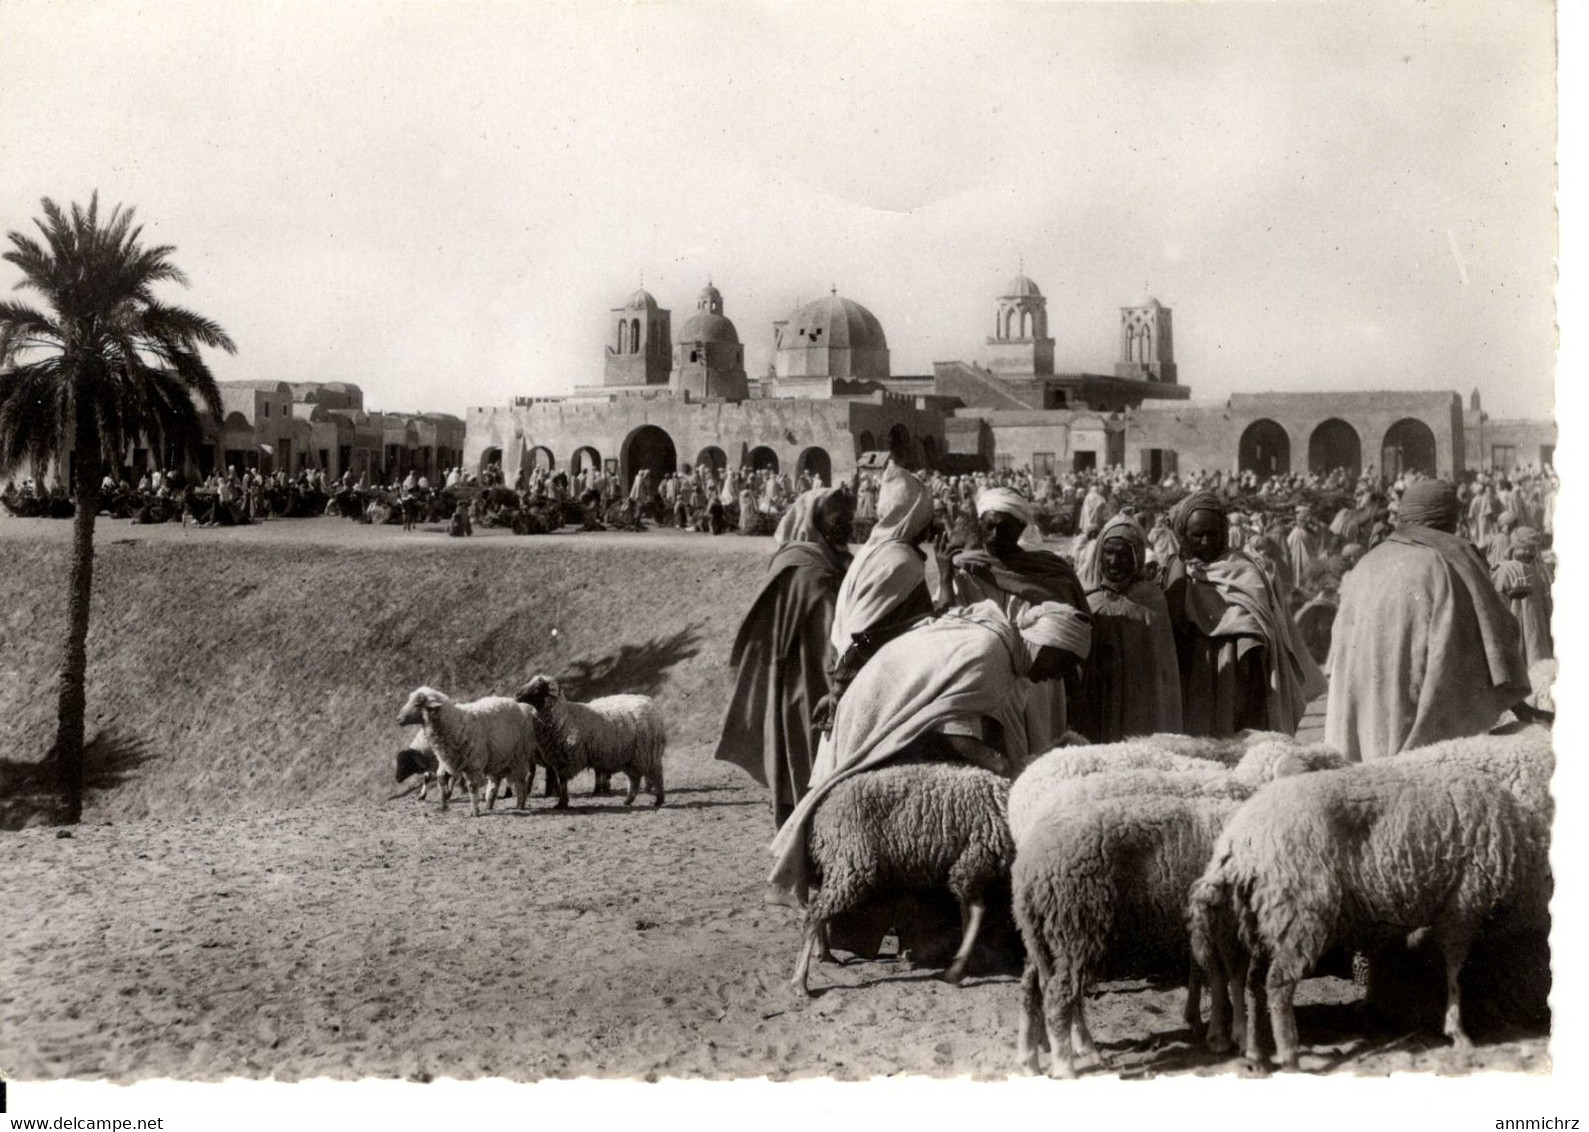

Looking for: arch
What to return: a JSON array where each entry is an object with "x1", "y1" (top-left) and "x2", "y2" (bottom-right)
[
  {"x1": 479, "y1": 446, "x2": 503, "y2": 476},
  {"x1": 1003, "y1": 307, "x2": 1016, "y2": 339},
  {"x1": 695, "y1": 446, "x2": 727, "y2": 475},
  {"x1": 856, "y1": 430, "x2": 876, "y2": 455},
  {"x1": 528, "y1": 445, "x2": 555, "y2": 471},
  {"x1": 747, "y1": 445, "x2": 780, "y2": 473},
  {"x1": 1238, "y1": 419, "x2": 1291, "y2": 477},
  {"x1": 570, "y1": 446, "x2": 602, "y2": 477},
  {"x1": 1381, "y1": 417, "x2": 1437, "y2": 478},
  {"x1": 630, "y1": 318, "x2": 642, "y2": 354},
  {"x1": 617, "y1": 321, "x2": 629, "y2": 354},
  {"x1": 1020, "y1": 309, "x2": 1032, "y2": 338},
  {"x1": 888, "y1": 423, "x2": 913, "y2": 466},
  {"x1": 1308, "y1": 418, "x2": 1361, "y2": 477},
  {"x1": 620, "y1": 424, "x2": 677, "y2": 485},
  {"x1": 797, "y1": 446, "x2": 832, "y2": 485}
]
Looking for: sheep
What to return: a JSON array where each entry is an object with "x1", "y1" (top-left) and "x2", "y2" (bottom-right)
[
  {"x1": 1401, "y1": 722, "x2": 1554, "y2": 827},
  {"x1": 395, "y1": 686, "x2": 538, "y2": 816},
  {"x1": 791, "y1": 759, "x2": 1014, "y2": 995},
  {"x1": 1009, "y1": 740, "x2": 1345, "y2": 1075},
  {"x1": 1014, "y1": 794, "x2": 1234, "y2": 1077},
  {"x1": 1188, "y1": 759, "x2": 1545, "y2": 1071},
  {"x1": 1008, "y1": 732, "x2": 1331, "y2": 844},
  {"x1": 514, "y1": 675, "x2": 666, "y2": 808},
  {"x1": 394, "y1": 727, "x2": 452, "y2": 802}
]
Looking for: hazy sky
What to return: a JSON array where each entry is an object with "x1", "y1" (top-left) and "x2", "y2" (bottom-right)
[{"x1": 0, "y1": 0, "x2": 1559, "y2": 419}]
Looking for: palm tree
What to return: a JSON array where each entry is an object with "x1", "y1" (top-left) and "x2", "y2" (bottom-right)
[{"x1": 0, "y1": 194, "x2": 234, "y2": 823}]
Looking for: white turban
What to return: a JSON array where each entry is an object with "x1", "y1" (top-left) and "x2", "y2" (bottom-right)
[
  {"x1": 976, "y1": 487, "x2": 1034, "y2": 528},
  {"x1": 1016, "y1": 602, "x2": 1092, "y2": 660}
]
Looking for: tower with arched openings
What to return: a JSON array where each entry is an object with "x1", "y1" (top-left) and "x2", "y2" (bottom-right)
[
  {"x1": 604, "y1": 287, "x2": 672, "y2": 388},
  {"x1": 986, "y1": 272, "x2": 1055, "y2": 377},
  {"x1": 1115, "y1": 297, "x2": 1177, "y2": 385}
]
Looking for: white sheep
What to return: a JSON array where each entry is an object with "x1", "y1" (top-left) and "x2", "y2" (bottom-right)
[
  {"x1": 1008, "y1": 732, "x2": 1328, "y2": 845},
  {"x1": 1009, "y1": 739, "x2": 1344, "y2": 1076},
  {"x1": 514, "y1": 675, "x2": 666, "y2": 808},
  {"x1": 1188, "y1": 759, "x2": 1545, "y2": 1071},
  {"x1": 1401, "y1": 722, "x2": 1553, "y2": 827},
  {"x1": 791, "y1": 760, "x2": 1014, "y2": 995},
  {"x1": 395, "y1": 686, "x2": 538, "y2": 817}
]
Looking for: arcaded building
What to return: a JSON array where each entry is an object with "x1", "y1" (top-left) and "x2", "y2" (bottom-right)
[
  {"x1": 463, "y1": 271, "x2": 1554, "y2": 488},
  {"x1": 466, "y1": 284, "x2": 945, "y2": 489}
]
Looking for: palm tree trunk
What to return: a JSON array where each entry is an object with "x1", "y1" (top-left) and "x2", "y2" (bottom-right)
[{"x1": 56, "y1": 424, "x2": 101, "y2": 825}]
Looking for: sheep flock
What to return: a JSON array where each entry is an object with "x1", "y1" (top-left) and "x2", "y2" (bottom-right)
[{"x1": 791, "y1": 721, "x2": 1552, "y2": 1078}]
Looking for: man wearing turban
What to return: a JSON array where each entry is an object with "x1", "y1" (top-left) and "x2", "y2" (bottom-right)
[
  {"x1": 936, "y1": 485, "x2": 1088, "y2": 749},
  {"x1": 767, "y1": 599, "x2": 1090, "y2": 906},
  {"x1": 1326, "y1": 479, "x2": 1532, "y2": 762},
  {"x1": 1073, "y1": 513, "x2": 1183, "y2": 742},
  {"x1": 1160, "y1": 491, "x2": 1325, "y2": 737},
  {"x1": 718, "y1": 487, "x2": 856, "y2": 834}
]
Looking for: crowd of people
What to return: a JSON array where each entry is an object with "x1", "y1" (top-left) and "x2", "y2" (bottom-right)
[{"x1": 714, "y1": 459, "x2": 1554, "y2": 915}]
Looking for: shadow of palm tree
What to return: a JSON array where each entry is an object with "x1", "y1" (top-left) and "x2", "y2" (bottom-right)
[
  {"x1": 0, "y1": 728, "x2": 157, "y2": 830},
  {"x1": 558, "y1": 625, "x2": 705, "y2": 701}
]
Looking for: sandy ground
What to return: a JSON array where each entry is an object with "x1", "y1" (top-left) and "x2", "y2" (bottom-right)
[{"x1": 0, "y1": 514, "x2": 1550, "y2": 1081}]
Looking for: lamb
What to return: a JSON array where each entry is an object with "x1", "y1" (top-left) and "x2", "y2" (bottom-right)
[
  {"x1": 1188, "y1": 759, "x2": 1545, "y2": 1071},
  {"x1": 791, "y1": 760, "x2": 1014, "y2": 995},
  {"x1": 395, "y1": 686, "x2": 538, "y2": 816},
  {"x1": 514, "y1": 675, "x2": 666, "y2": 808},
  {"x1": 394, "y1": 727, "x2": 452, "y2": 802},
  {"x1": 1009, "y1": 740, "x2": 1344, "y2": 1076}
]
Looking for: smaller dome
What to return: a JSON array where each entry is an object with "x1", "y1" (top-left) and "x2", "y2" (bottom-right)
[
  {"x1": 625, "y1": 288, "x2": 658, "y2": 310},
  {"x1": 1135, "y1": 295, "x2": 1162, "y2": 309},
  {"x1": 1004, "y1": 273, "x2": 1042, "y2": 298},
  {"x1": 678, "y1": 311, "x2": 739, "y2": 345},
  {"x1": 698, "y1": 283, "x2": 722, "y2": 308}
]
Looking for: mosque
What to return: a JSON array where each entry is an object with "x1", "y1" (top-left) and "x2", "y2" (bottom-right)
[{"x1": 462, "y1": 273, "x2": 1556, "y2": 489}]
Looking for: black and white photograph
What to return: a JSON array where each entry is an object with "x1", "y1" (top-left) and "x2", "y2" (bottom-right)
[{"x1": 0, "y1": 0, "x2": 1579, "y2": 1126}]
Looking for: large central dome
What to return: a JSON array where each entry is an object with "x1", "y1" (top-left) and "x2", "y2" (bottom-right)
[
  {"x1": 678, "y1": 310, "x2": 739, "y2": 344},
  {"x1": 773, "y1": 293, "x2": 890, "y2": 380}
]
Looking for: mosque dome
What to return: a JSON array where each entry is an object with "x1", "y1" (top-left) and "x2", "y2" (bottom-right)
[
  {"x1": 780, "y1": 294, "x2": 888, "y2": 353},
  {"x1": 698, "y1": 283, "x2": 723, "y2": 309},
  {"x1": 1135, "y1": 295, "x2": 1162, "y2": 309},
  {"x1": 1004, "y1": 273, "x2": 1042, "y2": 298},
  {"x1": 624, "y1": 288, "x2": 658, "y2": 310},
  {"x1": 678, "y1": 310, "x2": 740, "y2": 344}
]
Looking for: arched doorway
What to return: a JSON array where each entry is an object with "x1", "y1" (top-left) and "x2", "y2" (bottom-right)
[
  {"x1": 570, "y1": 446, "x2": 602, "y2": 478},
  {"x1": 621, "y1": 425, "x2": 678, "y2": 487},
  {"x1": 479, "y1": 446, "x2": 503, "y2": 477},
  {"x1": 528, "y1": 445, "x2": 555, "y2": 471},
  {"x1": 1308, "y1": 419, "x2": 1361, "y2": 477},
  {"x1": 1238, "y1": 419, "x2": 1290, "y2": 477},
  {"x1": 695, "y1": 446, "x2": 727, "y2": 475},
  {"x1": 888, "y1": 424, "x2": 912, "y2": 466},
  {"x1": 748, "y1": 445, "x2": 780, "y2": 473},
  {"x1": 797, "y1": 446, "x2": 832, "y2": 485},
  {"x1": 1381, "y1": 417, "x2": 1437, "y2": 478},
  {"x1": 856, "y1": 430, "x2": 876, "y2": 455}
]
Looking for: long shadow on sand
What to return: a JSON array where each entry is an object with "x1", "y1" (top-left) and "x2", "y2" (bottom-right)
[
  {"x1": 0, "y1": 728, "x2": 157, "y2": 829},
  {"x1": 559, "y1": 625, "x2": 705, "y2": 701}
]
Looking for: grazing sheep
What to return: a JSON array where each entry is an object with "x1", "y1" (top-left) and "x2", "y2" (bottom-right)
[
  {"x1": 1009, "y1": 740, "x2": 1344, "y2": 1075},
  {"x1": 394, "y1": 727, "x2": 451, "y2": 802},
  {"x1": 1188, "y1": 760, "x2": 1544, "y2": 1071},
  {"x1": 396, "y1": 686, "x2": 537, "y2": 817},
  {"x1": 515, "y1": 675, "x2": 666, "y2": 808},
  {"x1": 792, "y1": 760, "x2": 1014, "y2": 995},
  {"x1": 1014, "y1": 794, "x2": 1234, "y2": 1077}
]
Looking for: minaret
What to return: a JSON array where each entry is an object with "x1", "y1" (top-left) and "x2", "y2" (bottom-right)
[
  {"x1": 986, "y1": 270, "x2": 1054, "y2": 376},
  {"x1": 604, "y1": 282, "x2": 672, "y2": 387},
  {"x1": 1115, "y1": 297, "x2": 1176, "y2": 384}
]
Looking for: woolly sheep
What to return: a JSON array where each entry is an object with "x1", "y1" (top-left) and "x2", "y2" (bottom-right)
[
  {"x1": 791, "y1": 760, "x2": 1014, "y2": 995},
  {"x1": 515, "y1": 675, "x2": 666, "y2": 808},
  {"x1": 396, "y1": 686, "x2": 537, "y2": 817},
  {"x1": 1014, "y1": 794, "x2": 1234, "y2": 1077},
  {"x1": 1008, "y1": 740, "x2": 1343, "y2": 1075},
  {"x1": 1401, "y1": 722, "x2": 1554, "y2": 827},
  {"x1": 1188, "y1": 759, "x2": 1544, "y2": 1071},
  {"x1": 1007, "y1": 732, "x2": 1331, "y2": 845}
]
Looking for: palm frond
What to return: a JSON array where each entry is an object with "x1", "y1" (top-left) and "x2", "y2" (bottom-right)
[{"x1": 0, "y1": 358, "x2": 69, "y2": 475}]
